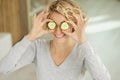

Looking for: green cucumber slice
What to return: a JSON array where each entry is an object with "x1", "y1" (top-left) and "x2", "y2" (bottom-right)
[
  {"x1": 61, "y1": 22, "x2": 69, "y2": 30},
  {"x1": 48, "y1": 22, "x2": 56, "y2": 29}
]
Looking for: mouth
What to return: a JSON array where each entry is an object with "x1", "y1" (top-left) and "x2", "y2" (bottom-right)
[{"x1": 54, "y1": 34, "x2": 65, "y2": 39}]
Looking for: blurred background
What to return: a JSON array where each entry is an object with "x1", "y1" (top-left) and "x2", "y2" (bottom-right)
[{"x1": 0, "y1": 0, "x2": 120, "y2": 80}]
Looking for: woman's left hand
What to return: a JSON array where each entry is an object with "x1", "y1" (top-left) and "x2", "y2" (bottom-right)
[{"x1": 63, "y1": 11, "x2": 88, "y2": 44}]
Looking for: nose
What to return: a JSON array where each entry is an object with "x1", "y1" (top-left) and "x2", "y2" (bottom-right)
[{"x1": 54, "y1": 26, "x2": 63, "y2": 34}]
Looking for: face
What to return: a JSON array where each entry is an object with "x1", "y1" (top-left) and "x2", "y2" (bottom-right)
[{"x1": 48, "y1": 12, "x2": 71, "y2": 43}]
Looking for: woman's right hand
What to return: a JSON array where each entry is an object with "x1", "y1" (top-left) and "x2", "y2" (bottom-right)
[{"x1": 26, "y1": 11, "x2": 52, "y2": 41}]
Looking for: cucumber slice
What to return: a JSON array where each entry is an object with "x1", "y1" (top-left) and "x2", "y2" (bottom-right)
[
  {"x1": 48, "y1": 22, "x2": 56, "y2": 29},
  {"x1": 61, "y1": 22, "x2": 69, "y2": 30}
]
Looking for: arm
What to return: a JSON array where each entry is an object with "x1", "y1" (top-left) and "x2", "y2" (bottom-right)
[
  {"x1": 0, "y1": 10, "x2": 51, "y2": 74},
  {"x1": 0, "y1": 37, "x2": 36, "y2": 74},
  {"x1": 82, "y1": 41, "x2": 111, "y2": 80}
]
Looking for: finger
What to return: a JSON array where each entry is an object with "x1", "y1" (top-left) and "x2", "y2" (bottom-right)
[
  {"x1": 72, "y1": 12, "x2": 79, "y2": 21},
  {"x1": 48, "y1": 29, "x2": 54, "y2": 33},
  {"x1": 70, "y1": 10, "x2": 87, "y2": 30},
  {"x1": 70, "y1": 10, "x2": 83, "y2": 25},
  {"x1": 34, "y1": 14, "x2": 37, "y2": 20},
  {"x1": 44, "y1": 12, "x2": 49, "y2": 16},
  {"x1": 84, "y1": 16, "x2": 88, "y2": 25},
  {"x1": 43, "y1": 29, "x2": 50, "y2": 34},
  {"x1": 37, "y1": 10, "x2": 45, "y2": 19},
  {"x1": 83, "y1": 19, "x2": 88, "y2": 27},
  {"x1": 41, "y1": 19, "x2": 53, "y2": 29},
  {"x1": 76, "y1": 9, "x2": 84, "y2": 20},
  {"x1": 75, "y1": 8, "x2": 85, "y2": 20},
  {"x1": 77, "y1": 9, "x2": 87, "y2": 24},
  {"x1": 66, "y1": 21, "x2": 77, "y2": 30},
  {"x1": 42, "y1": 12, "x2": 49, "y2": 20},
  {"x1": 62, "y1": 30, "x2": 72, "y2": 36},
  {"x1": 38, "y1": 11, "x2": 49, "y2": 21},
  {"x1": 42, "y1": 19, "x2": 53, "y2": 24},
  {"x1": 40, "y1": 10, "x2": 45, "y2": 15},
  {"x1": 82, "y1": 14, "x2": 86, "y2": 20},
  {"x1": 79, "y1": 14, "x2": 88, "y2": 27},
  {"x1": 33, "y1": 14, "x2": 38, "y2": 28},
  {"x1": 79, "y1": 13, "x2": 85, "y2": 22}
]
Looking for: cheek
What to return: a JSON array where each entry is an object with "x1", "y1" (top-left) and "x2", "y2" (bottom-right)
[
  {"x1": 48, "y1": 28, "x2": 72, "y2": 35},
  {"x1": 48, "y1": 29, "x2": 54, "y2": 33},
  {"x1": 63, "y1": 27, "x2": 73, "y2": 33}
]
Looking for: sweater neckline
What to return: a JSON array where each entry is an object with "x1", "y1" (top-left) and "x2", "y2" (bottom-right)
[{"x1": 47, "y1": 40, "x2": 77, "y2": 69}]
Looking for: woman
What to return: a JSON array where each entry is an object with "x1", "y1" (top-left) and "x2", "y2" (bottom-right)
[{"x1": 0, "y1": 0, "x2": 111, "y2": 80}]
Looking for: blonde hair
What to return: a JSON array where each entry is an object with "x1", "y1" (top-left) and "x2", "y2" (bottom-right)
[{"x1": 47, "y1": 0, "x2": 86, "y2": 22}]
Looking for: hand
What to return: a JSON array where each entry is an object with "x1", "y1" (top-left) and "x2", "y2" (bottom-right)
[
  {"x1": 63, "y1": 10, "x2": 88, "y2": 44},
  {"x1": 26, "y1": 11, "x2": 52, "y2": 41}
]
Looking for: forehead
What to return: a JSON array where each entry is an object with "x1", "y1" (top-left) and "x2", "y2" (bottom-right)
[{"x1": 49, "y1": 12, "x2": 67, "y2": 24}]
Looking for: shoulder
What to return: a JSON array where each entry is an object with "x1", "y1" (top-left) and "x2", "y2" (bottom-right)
[
  {"x1": 33, "y1": 38, "x2": 50, "y2": 47},
  {"x1": 76, "y1": 41, "x2": 95, "y2": 57}
]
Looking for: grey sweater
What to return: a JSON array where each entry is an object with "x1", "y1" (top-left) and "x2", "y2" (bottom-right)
[{"x1": 0, "y1": 37, "x2": 111, "y2": 80}]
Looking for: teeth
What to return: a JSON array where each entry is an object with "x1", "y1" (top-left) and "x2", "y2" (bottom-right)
[{"x1": 55, "y1": 34, "x2": 64, "y2": 38}]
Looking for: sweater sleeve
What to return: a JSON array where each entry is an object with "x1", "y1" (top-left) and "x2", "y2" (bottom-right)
[
  {"x1": 0, "y1": 37, "x2": 36, "y2": 74},
  {"x1": 79, "y1": 41, "x2": 111, "y2": 80}
]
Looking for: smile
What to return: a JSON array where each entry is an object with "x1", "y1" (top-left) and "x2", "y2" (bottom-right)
[{"x1": 54, "y1": 34, "x2": 65, "y2": 39}]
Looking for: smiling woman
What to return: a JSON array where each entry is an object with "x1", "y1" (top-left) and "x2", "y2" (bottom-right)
[{"x1": 0, "y1": 0, "x2": 111, "y2": 80}]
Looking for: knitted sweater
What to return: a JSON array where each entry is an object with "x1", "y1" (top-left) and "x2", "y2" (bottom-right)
[{"x1": 0, "y1": 37, "x2": 111, "y2": 80}]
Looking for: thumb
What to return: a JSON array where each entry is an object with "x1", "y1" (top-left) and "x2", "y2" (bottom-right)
[{"x1": 62, "y1": 30, "x2": 71, "y2": 36}]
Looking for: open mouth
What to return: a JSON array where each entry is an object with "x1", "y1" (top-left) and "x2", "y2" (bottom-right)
[{"x1": 54, "y1": 34, "x2": 65, "y2": 39}]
